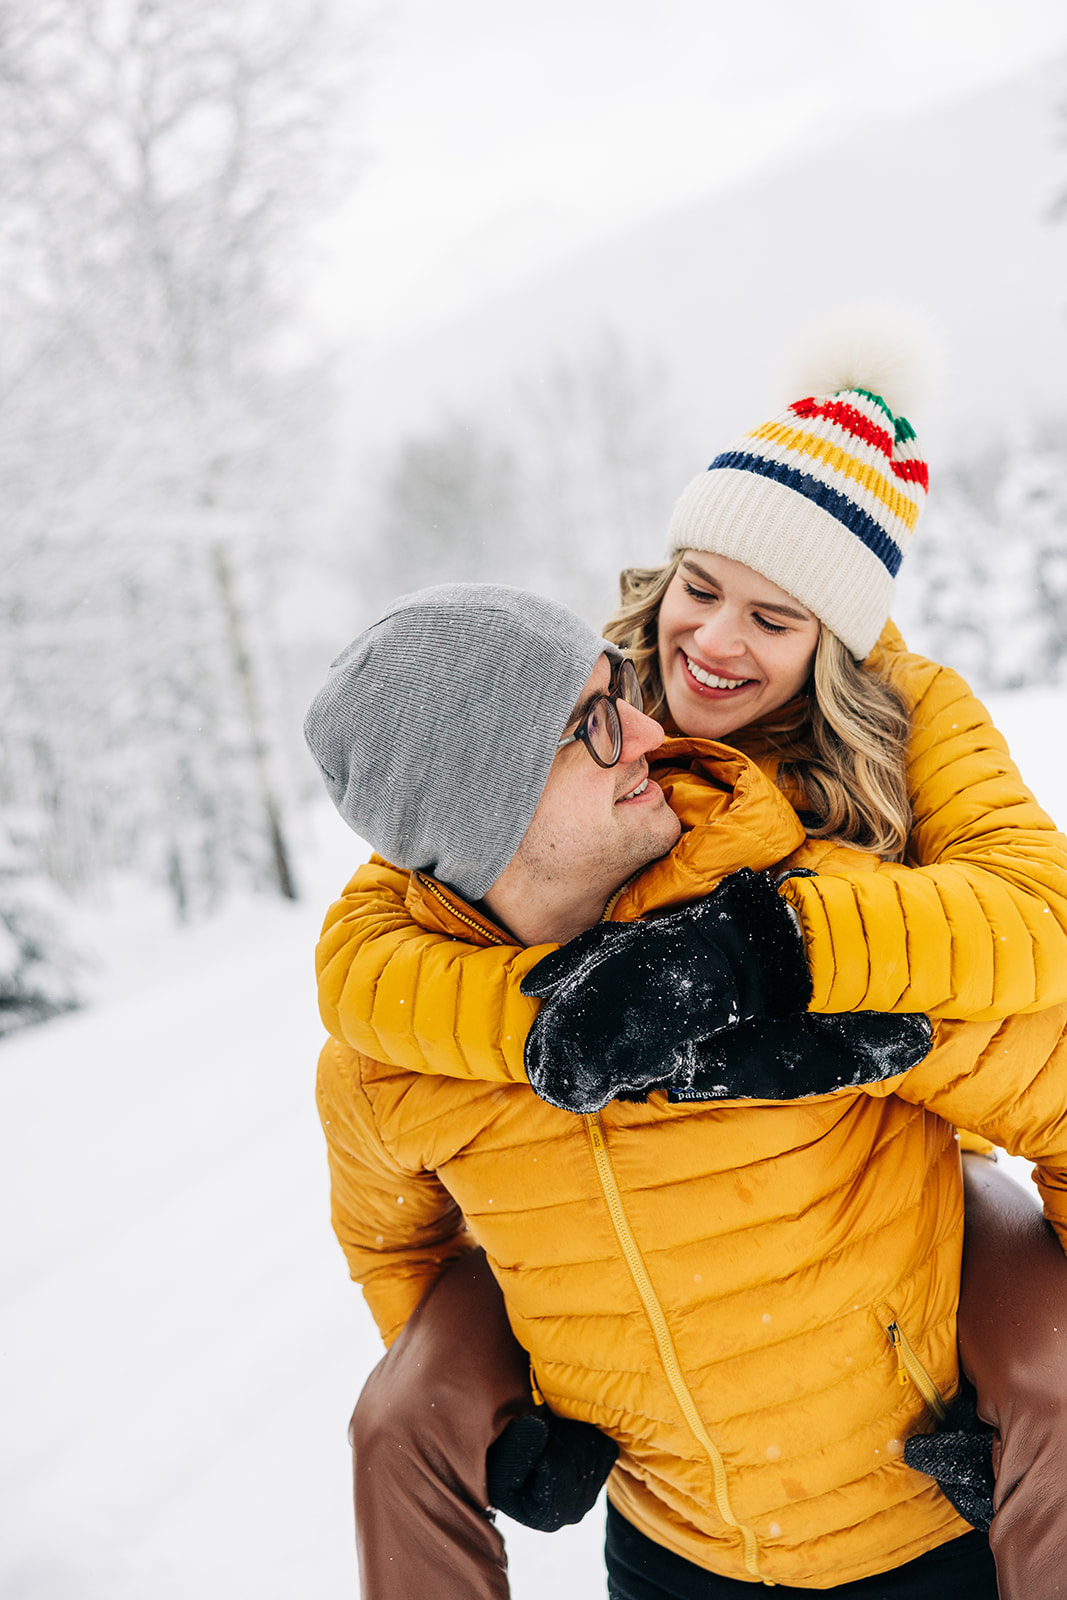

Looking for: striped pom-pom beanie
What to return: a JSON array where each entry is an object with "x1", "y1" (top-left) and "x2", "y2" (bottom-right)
[{"x1": 667, "y1": 386, "x2": 928, "y2": 659}]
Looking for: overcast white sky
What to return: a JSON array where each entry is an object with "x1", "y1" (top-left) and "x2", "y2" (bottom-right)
[{"x1": 308, "y1": 0, "x2": 1067, "y2": 343}]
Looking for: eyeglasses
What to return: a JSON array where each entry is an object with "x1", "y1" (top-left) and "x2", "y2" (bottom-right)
[{"x1": 556, "y1": 657, "x2": 644, "y2": 769}]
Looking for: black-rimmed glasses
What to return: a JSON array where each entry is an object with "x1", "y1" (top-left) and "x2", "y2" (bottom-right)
[{"x1": 556, "y1": 657, "x2": 644, "y2": 769}]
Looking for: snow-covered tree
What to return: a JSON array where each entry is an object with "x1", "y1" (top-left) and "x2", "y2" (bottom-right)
[
  {"x1": 0, "y1": 0, "x2": 362, "y2": 925},
  {"x1": 997, "y1": 442, "x2": 1067, "y2": 684},
  {"x1": 896, "y1": 433, "x2": 1067, "y2": 691},
  {"x1": 0, "y1": 807, "x2": 81, "y2": 1036}
]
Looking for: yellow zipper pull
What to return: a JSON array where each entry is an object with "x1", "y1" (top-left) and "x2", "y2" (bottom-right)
[
  {"x1": 529, "y1": 1360, "x2": 545, "y2": 1407},
  {"x1": 885, "y1": 1320, "x2": 949, "y2": 1421}
]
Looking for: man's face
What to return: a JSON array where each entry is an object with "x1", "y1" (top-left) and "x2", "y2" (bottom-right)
[{"x1": 506, "y1": 654, "x2": 681, "y2": 918}]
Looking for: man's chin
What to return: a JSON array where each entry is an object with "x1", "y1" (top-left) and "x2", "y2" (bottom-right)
[
  {"x1": 662, "y1": 808, "x2": 683, "y2": 852},
  {"x1": 637, "y1": 802, "x2": 682, "y2": 867}
]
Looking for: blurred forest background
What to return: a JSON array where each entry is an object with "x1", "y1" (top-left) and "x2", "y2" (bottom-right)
[
  {"x1": 0, "y1": 0, "x2": 360, "y2": 1030},
  {"x1": 2, "y1": 0, "x2": 1066, "y2": 1038}
]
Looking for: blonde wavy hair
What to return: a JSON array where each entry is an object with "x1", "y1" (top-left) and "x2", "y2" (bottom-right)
[{"x1": 603, "y1": 555, "x2": 912, "y2": 861}]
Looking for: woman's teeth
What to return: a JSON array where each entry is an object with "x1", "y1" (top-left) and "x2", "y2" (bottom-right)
[{"x1": 685, "y1": 655, "x2": 746, "y2": 690}]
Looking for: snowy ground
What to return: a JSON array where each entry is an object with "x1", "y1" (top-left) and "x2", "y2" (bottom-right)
[
  {"x1": 0, "y1": 806, "x2": 606, "y2": 1598},
  {"x1": 1, "y1": 688, "x2": 1063, "y2": 1599}
]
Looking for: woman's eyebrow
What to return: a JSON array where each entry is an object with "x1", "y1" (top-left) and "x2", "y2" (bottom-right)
[
  {"x1": 680, "y1": 558, "x2": 812, "y2": 622},
  {"x1": 754, "y1": 599, "x2": 816, "y2": 621}
]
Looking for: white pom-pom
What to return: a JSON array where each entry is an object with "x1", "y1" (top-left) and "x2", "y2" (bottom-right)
[{"x1": 781, "y1": 306, "x2": 947, "y2": 419}]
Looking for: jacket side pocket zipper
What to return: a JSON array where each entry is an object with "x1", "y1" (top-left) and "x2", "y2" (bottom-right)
[{"x1": 885, "y1": 1318, "x2": 949, "y2": 1425}]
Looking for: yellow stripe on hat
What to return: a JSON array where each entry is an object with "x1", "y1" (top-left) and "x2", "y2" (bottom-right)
[{"x1": 751, "y1": 420, "x2": 921, "y2": 533}]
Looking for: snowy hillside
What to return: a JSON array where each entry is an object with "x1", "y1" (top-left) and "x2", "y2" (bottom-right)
[
  {"x1": 1, "y1": 690, "x2": 1063, "y2": 1599},
  {"x1": 343, "y1": 54, "x2": 1067, "y2": 470}
]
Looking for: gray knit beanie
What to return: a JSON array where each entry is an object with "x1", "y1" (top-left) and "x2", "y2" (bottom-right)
[{"x1": 304, "y1": 583, "x2": 617, "y2": 903}]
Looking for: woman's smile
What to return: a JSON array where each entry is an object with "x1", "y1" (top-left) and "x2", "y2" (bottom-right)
[{"x1": 681, "y1": 653, "x2": 754, "y2": 694}]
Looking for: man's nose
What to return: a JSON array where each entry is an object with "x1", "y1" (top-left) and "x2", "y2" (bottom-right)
[{"x1": 618, "y1": 697, "x2": 665, "y2": 759}]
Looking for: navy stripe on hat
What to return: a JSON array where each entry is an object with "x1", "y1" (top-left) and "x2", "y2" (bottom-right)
[{"x1": 709, "y1": 451, "x2": 904, "y2": 578}]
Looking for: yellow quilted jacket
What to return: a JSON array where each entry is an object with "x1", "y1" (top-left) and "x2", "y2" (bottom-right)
[{"x1": 316, "y1": 685, "x2": 1067, "y2": 1585}]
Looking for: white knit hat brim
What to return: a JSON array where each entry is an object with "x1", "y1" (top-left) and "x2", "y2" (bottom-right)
[{"x1": 668, "y1": 468, "x2": 896, "y2": 660}]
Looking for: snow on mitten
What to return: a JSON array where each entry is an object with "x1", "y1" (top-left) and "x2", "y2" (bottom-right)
[
  {"x1": 666, "y1": 1010, "x2": 933, "y2": 1103},
  {"x1": 520, "y1": 869, "x2": 812, "y2": 1114}
]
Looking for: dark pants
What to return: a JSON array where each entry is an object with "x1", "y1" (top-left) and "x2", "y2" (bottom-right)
[{"x1": 605, "y1": 1504, "x2": 998, "y2": 1599}]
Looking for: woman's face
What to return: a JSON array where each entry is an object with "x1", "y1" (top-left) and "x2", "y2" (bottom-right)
[{"x1": 657, "y1": 551, "x2": 821, "y2": 740}]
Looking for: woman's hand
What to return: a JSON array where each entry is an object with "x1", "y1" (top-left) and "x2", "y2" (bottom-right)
[
  {"x1": 665, "y1": 1010, "x2": 932, "y2": 1104},
  {"x1": 520, "y1": 869, "x2": 812, "y2": 1112}
]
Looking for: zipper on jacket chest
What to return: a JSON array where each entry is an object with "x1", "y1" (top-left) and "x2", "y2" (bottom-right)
[{"x1": 585, "y1": 1113, "x2": 771, "y2": 1585}]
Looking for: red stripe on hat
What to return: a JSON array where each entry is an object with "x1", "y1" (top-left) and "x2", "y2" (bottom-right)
[
  {"x1": 790, "y1": 396, "x2": 895, "y2": 460},
  {"x1": 890, "y1": 456, "x2": 929, "y2": 492}
]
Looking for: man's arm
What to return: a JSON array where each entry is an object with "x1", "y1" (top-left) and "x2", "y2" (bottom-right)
[{"x1": 316, "y1": 1036, "x2": 475, "y2": 1344}]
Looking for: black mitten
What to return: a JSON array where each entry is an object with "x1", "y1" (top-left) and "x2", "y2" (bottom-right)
[
  {"x1": 486, "y1": 1410, "x2": 619, "y2": 1532},
  {"x1": 903, "y1": 1383, "x2": 996, "y2": 1531},
  {"x1": 520, "y1": 869, "x2": 811, "y2": 1113},
  {"x1": 665, "y1": 1010, "x2": 933, "y2": 1103}
]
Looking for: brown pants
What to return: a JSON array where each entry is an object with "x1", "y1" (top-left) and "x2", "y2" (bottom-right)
[
  {"x1": 350, "y1": 1159, "x2": 1067, "y2": 1600},
  {"x1": 958, "y1": 1156, "x2": 1067, "y2": 1599},
  {"x1": 350, "y1": 1249, "x2": 532, "y2": 1600}
]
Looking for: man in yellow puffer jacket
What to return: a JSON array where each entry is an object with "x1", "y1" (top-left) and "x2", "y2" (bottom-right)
[{"x1": 308, "y1": 584, "x2": 1067, "y2": 1596}]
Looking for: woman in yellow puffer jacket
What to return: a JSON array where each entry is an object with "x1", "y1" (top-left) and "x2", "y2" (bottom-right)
[{"x1": 315, "y1": 381, "x2": 1067, "y2": 1596}]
